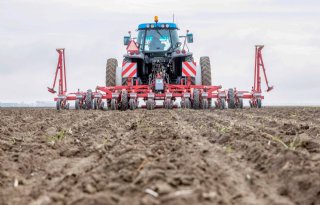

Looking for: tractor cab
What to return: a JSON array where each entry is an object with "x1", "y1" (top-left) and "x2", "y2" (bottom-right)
[{"x1": 136, "y1": 22, "x2": 180, "y2": 53}]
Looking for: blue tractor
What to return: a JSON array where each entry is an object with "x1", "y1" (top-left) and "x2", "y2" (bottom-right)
[
  {"x1": 106, "y1": 16, "x2": 211, "y2": 87},
  {"x1": 105, "y1": 16, "x2": 214, "y2": 110}
]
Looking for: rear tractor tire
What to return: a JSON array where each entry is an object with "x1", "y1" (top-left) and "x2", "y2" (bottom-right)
[
  {"x1": 200, "y1": 56, "x2": 212, "y2": 86},
  {"x1": 106, "y1": 58, "x2": 118, "y2": 86},
  {"x1": 200, "y1": 56, "x2": 212, "y2": 106}
]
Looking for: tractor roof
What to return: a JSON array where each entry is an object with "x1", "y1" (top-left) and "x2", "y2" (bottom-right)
[{"x1": 138, "y1": 22, "x2": 178, "y2": 29}]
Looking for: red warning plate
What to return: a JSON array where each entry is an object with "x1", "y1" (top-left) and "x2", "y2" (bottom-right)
[{"x1": 127, "y1": 40, "x2": 139, "y2": 52}]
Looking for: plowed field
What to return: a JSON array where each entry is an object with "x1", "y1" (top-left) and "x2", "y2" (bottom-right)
[{"x1": 0, "y1": 107, "x2": 319, "y2": 205}]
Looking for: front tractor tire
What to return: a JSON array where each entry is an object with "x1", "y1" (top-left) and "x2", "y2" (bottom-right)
[{"x1": 106, "y1": 58, "x2": 118, "y2": 86}]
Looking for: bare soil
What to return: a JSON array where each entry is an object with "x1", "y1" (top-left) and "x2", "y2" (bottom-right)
[{"x1": 0, "y1": 107, "x2": 320, "y2": 205}]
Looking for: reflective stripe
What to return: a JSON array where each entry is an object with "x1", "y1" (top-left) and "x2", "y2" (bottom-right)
[
  {"x1": 128, "y1": 68, "x2": 137, "y2": 77},
  {"x1": 184, "y1": 62, "x2": 196, "y2": 76},
  {"x1": 122, "y1": 63, "x2": 137, "y2": 78},
  {"x1": 182, "y1": 61, "x2": 197, "y2": 77}
]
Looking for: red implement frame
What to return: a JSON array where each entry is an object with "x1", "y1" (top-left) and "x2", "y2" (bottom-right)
[
  {"x1": 253, "y1": 45, "x2": 273, "y2": 93},
  {"x1": 96, "y1": 72, "x2": 225, "y2": 110},
  {"x1": 48, "y1": 49, "x2": 105, "y2": 110},
  {"x1": 48, "y1": 48, "x2": 67, "y2": 95},
  {"x1": 96, "y1": 84, "x2": 222, "y2": 99},
  {"x1": 48, "y1": 45, "x2": 273, "y2": 110},
  {"x1": 234, "y1": 45, "x2": 273, "y2": 108}
]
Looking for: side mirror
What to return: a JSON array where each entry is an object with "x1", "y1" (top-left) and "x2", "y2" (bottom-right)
[
  {"x1": 124, "y1": 36, "x2": 130, "y2": 45},
  {"x1": 187, "y1": 33, "x2": 193, "y2": 43}
]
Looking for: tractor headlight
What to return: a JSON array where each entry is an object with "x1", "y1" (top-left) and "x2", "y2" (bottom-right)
[
  {"x1": 150, "y1": 24, "x2": 154, "y2": 28},
  {"x1": 161, "y1": 24, "x2": 165, "y2": 28}
]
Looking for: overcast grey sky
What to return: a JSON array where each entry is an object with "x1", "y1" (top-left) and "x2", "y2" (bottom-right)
[{"x1": 0, "y1": 0, "x2": 320, "y2": 105}]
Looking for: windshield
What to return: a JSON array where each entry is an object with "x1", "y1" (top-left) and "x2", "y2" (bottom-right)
[{"x1": 137, "y1": 29, "x2": 179, "y2": 52}]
